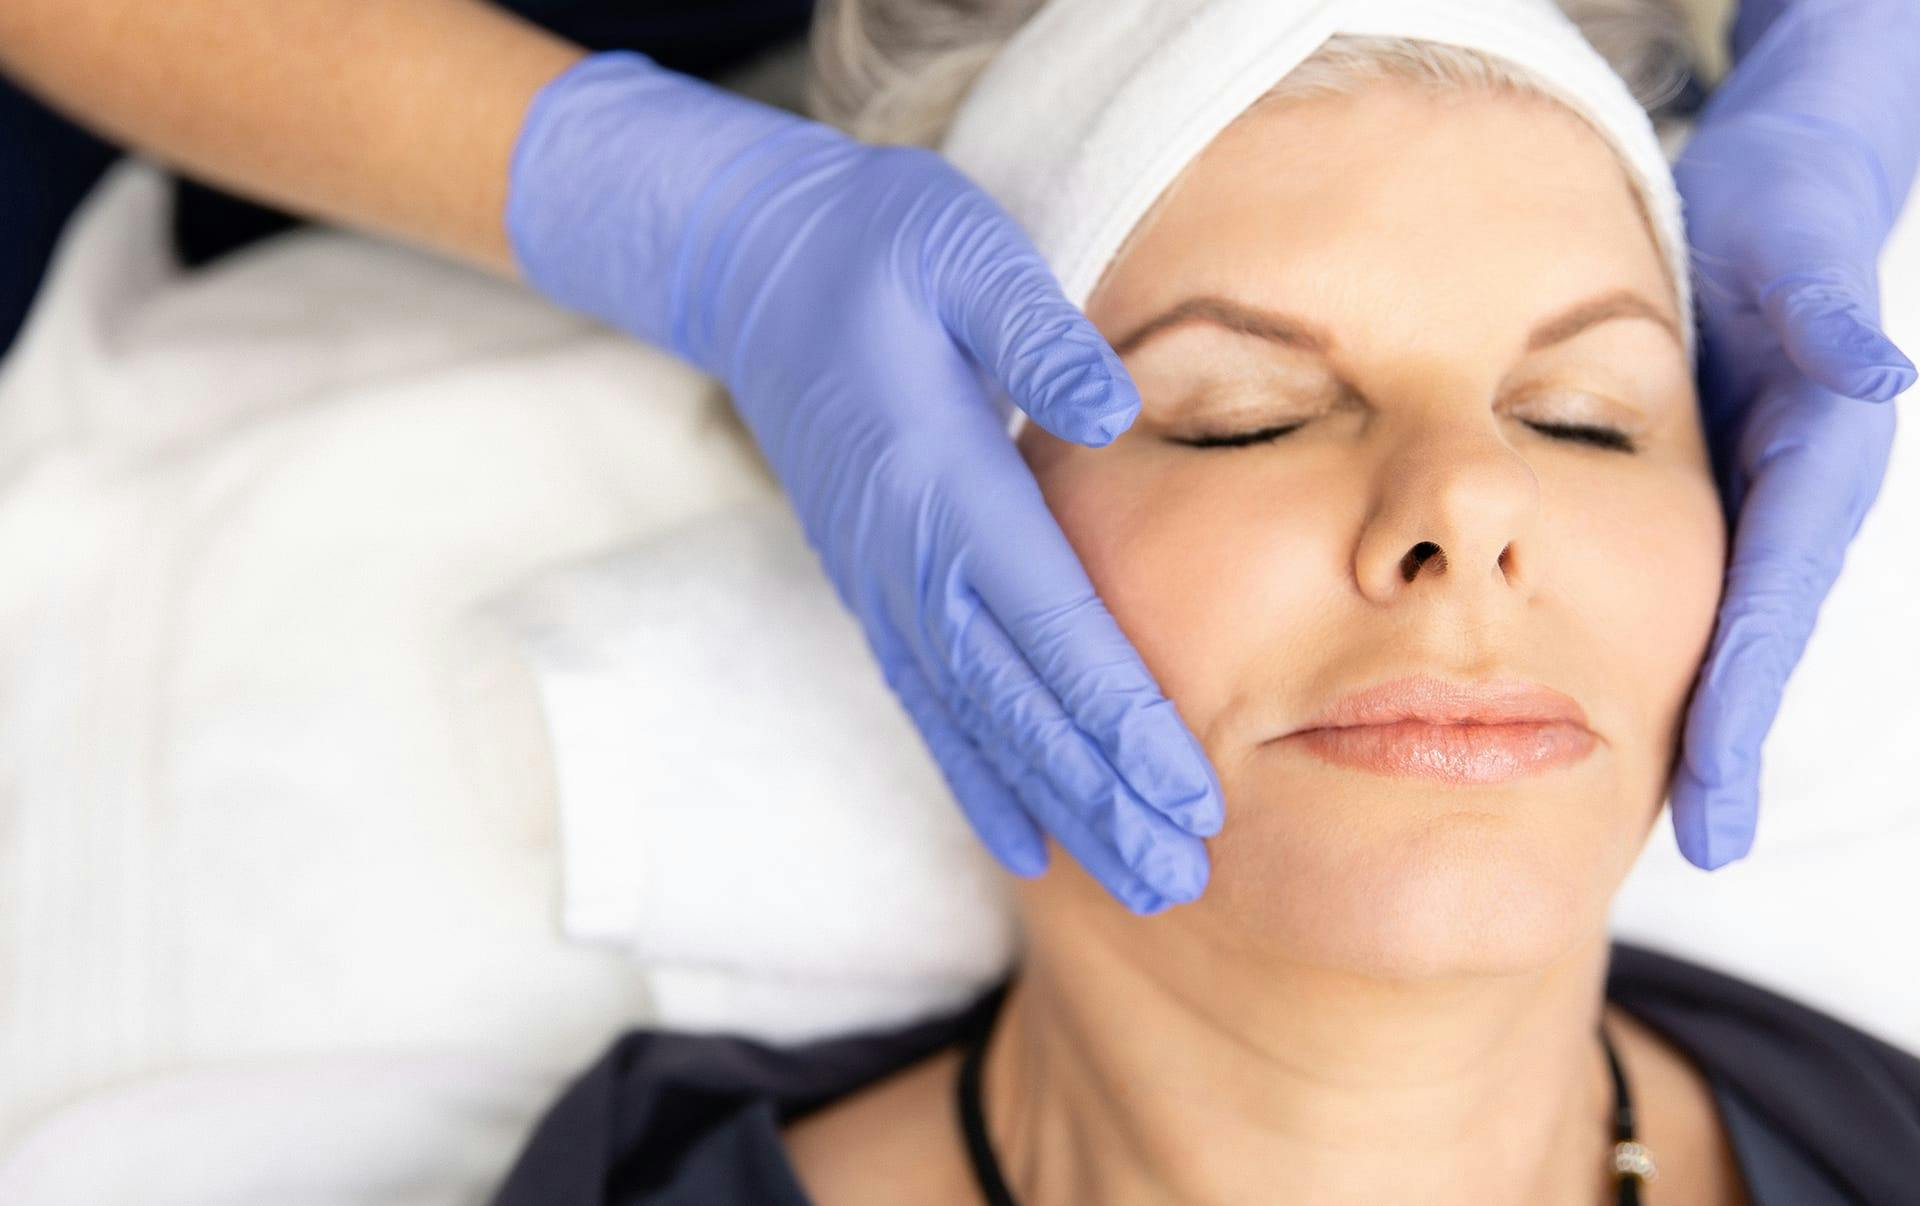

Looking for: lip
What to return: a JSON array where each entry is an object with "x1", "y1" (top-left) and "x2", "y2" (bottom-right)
[{"x1": 1277, "y1": 674, "x2": 1597, "y2": 785}]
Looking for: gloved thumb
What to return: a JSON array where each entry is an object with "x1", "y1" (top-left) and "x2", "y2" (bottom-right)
[
  {"x1": 1666, "y1": 380, "x2": 1896, "y2": 868},
  {"x1": 1676, "y1": 0, "x2": 1920, "y2": 406},
  {"x1": 1761, "y1": 265, "x2": 1915, "y2": 405},
  {"x1": 1668, "y1": 586, "x2": 1790, "y2": 869},
  {"x1": 1679, "y1": 126, "x2": 1916, "y2": 404},
  {"x1": 927, "y1": 181, "x2": 1142, "y2": 447}
]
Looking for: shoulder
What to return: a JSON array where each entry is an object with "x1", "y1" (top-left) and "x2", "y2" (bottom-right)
[
  {"x1": 493, "y1": 992, "x2": 1006, "y2": 1205},
  {"x1": 1607, "y1": 941, "x2": 1920, "y2": 1201},
  {"x1": 1606, "y1": 941, "x2": 1920, "y2": 1091},
  {"x1": 782, "y1": 1047, "x2": 979, "y2": 1206},
  {"x1": 491, "y1": 1029, "x2": 818, "y2": 1205}
]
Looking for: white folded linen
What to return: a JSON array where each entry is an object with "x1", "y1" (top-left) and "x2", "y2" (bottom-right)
[
  {"x1": 0, "y1": 160, "x2": 773, "y2": 1179},
  {"x1": 498, "y1": 500, "x2": 1019, "y2": 1039}
]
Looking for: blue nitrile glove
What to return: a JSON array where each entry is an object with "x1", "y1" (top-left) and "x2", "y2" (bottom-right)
[
  {"x1": 1670, "y1": 0, "x2": 1920, "y2": 868},
  {"x1": 506, "y1": 52, "x2": 1222, "y2": 912}
]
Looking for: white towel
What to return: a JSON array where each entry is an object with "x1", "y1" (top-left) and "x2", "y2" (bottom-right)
[
  {"x1": 0, "y1": 161, "x2": 771, "y2": 1179},
  {"x1": 942, "y1": 0, "x2": 1692, "y2": 337},
  {"x1": 498, "y1": 500, "x2": 1019, "y2": 1040}
]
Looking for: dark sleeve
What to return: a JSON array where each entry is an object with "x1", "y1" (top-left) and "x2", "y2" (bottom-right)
[
  {"x1": 0, "y1": 76, "x2": 119, "y2": 356},
  {"x1": 0, "y1": 0, "x2": 816, "y2": 358},
  {"x1": 508, "y1": 0, "x2": 815, "y2": 80}
]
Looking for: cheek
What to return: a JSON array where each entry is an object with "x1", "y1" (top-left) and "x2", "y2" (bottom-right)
[
  {"x1": 1545, "y1": 457, "x2": 1727, "y2": 783},
  {"x1": 1036, "y1": 450, "x2": 1351, "y2": 749}
]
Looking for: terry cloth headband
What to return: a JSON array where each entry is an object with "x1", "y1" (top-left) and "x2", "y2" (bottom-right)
[{"x1": 939, "y1": 0, "x2": 1695, "y2": 433}]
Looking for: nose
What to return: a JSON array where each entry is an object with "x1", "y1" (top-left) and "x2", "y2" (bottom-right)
[{"x1": 1353, "y1": 423, "x2": 1542, "y2": 607}]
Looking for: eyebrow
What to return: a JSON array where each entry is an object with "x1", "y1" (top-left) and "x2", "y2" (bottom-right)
[{"x1": 1110, "y1": 287, "x2": 1683, "y2": 357}]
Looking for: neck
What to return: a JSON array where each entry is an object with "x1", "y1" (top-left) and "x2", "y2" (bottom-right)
[{"x1": 984, "y1": 911, "x2": 1620, "y2": 1206}]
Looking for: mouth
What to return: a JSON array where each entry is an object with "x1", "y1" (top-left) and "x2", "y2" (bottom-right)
[{"x1": 1275, "y1": 674, "x2": 1597, "y2": 785}]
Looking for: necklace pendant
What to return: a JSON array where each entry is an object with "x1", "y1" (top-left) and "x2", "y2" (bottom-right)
[{"x1": 1612, "y1": 1139, "x2": 1658, "y2": 1182}]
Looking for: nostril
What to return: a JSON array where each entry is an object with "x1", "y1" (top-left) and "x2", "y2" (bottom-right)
[{"x1": 1400, "y1": 541, "x2": 1445, "y2": 582}]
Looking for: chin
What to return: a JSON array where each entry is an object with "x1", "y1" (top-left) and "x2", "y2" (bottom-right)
[{"x1": 1202, "y1": 789, "x2": 1622, "y2": 982}]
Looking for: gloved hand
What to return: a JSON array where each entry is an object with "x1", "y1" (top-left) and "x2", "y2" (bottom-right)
[
  {"x1": 1670, "y1": 0, "x2": 1919, "y2": 867},
  {"x1": 506, "y1": 52, "x2": 1222, "y2": 913}
]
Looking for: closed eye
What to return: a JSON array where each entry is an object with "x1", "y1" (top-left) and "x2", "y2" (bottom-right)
[
  {"x1": 1521, "y1": 420, "x2": 1637, "y2": 453},
  {"x1": 1167, "y1": 418, "x2": 1637, "y2": 453},
  {"x1": 1166, "y1": 421, "x2": 1307, "y2": 449}
]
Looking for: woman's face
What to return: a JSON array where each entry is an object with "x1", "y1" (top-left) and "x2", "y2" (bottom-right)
[{"x1": 1018, "y1": 80, "x2": 1726, "y2": 979}]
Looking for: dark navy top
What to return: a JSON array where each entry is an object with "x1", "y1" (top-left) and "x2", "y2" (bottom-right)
[
  {"x1": 491, "y1": 943, "x2": 1920, "y2": 1205},
  {"x1": 0, "y1": 0, "x2": 814, "y2": 355}
]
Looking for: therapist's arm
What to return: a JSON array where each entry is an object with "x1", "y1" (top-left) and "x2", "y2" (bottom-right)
[
  {"x1": 0, "y1": 0, "x2": 582, "y2": 273},
  {"x1": 0, "y1": 2, "x2": 1226, "y2": 912}
]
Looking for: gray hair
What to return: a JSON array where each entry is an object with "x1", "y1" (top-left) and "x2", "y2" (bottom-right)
[{"x1": 807, "y1": 0, "x2": 1699, "y2": 145}]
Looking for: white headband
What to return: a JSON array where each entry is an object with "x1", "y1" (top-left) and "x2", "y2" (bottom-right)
[{"x1": 939, "y1": 0, "x2": 1695, "y2": 432}]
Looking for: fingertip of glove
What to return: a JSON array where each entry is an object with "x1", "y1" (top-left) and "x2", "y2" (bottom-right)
[
  {"x1": 1847, "y1": 360, "x2": 1918, "y2": 404},
  {"x1": 1150, "y1": 838, "x2": 1213, "y2": 908},
  {"x1": 1670, "y1": 780, "x2": 1756, "y2": 870},
  {"x1": 1110, "y1": 703, "x2": 1224, "y2": 828},
  {"x1": 976, "y1": 808, "x2": 1050, "y2": 877},
  {"x1": 1168, "y1": 724, "x2": 1226, "y2": 836},
  {"x1": 1166, "y1": 785, "x2": 1225, "y2": 838},
  {"x1": 1129, "y1": 892, "x2": 1176, "y2": 916},
  {"x1": 1022, "y1": 333, "x2": 1142, "y2": 448},
  {"x1": 1037, "y1": 382, "x2": 1139, "y2": 447},
  {"x1": 1789, "y1": 309, "x2": 1916, "y2": 402},
  {"x1": 1692, "y1": 832, "x2": 1754, "y2": 871},
  {"x1": 990, "y1": 842, "x2": 1048, "y2": 880}
]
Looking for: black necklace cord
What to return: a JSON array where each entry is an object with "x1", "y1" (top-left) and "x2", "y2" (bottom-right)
[
  {"x1": 1603, "y1": 1020, "x2": 1657, "y2": 1205},
  {"x1": 956, "y1": 1020, "x2": 1020, "y2": 1206},
  {"x1": 955, "y1": 1008, "x2": 1655, "y2": 1206}
]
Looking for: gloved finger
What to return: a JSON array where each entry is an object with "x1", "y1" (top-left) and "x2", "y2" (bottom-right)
[
  {"x1": 1023, "y1": 782, "x2": 1189, "y2": 916},
  {"x1": 1775, "y1": 305, "x2": 1914, "y2": 406},
  {"x1": 943, "y1": 673, "x2": 1203, "y2": 913},
  {"x1": 1667, "y1": 383, "x2": 1897, "y2": 868},
  {"x1": 1680, "y1": 127, "x2": 1914, "y2": 404},
  {"x1": 1667, "y1": 596, "x2": 1779, "y2": 870},
  {"x1": 943, "y1": 584, "x2": 1224, "y2": 842},
  {"x1": 926, "y1": 183, "x2": 1142, "y2": 447},
  {"x1": 884, "y1": 652, "x2": 1050, "y2": 878},
  {"x1": 1727, "y1": 0, "x2": 1794, "y2": 58},
  {"x1": 954, "y1": 503, "x2": 1228, "y2": 839},
  {"x1": 1683, "y1": 0, "x2": 1920, "y2": 403},
  {"x1": 1754, "y1": 250, "x2": 1914, "y2": 404}
]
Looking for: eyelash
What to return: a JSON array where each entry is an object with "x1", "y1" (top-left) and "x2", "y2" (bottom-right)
[
  {"x1": 1529, "y1": 421, "x2": 1637, "y2": 453},
  {"x1": 1173, "y1": 421, "x2": 1307, "y2": 449},
  {"x1": 1169, "y1": 419, "x2": 1638, "y2": 454}
]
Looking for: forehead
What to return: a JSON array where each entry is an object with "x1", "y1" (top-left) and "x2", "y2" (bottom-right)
[{"x1": 1087, "y1": 81, "x2": 1673, "y2": 359}]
